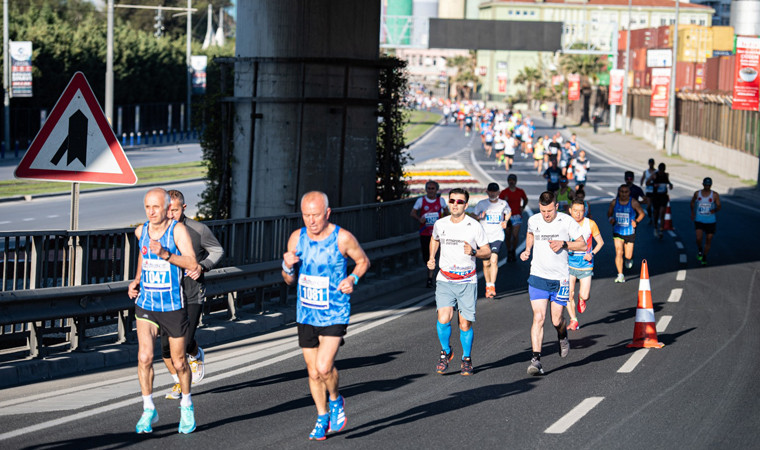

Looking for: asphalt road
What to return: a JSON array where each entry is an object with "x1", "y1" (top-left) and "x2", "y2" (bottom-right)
[{"x1": 1, "y1": 119, "x2": 758, "y2": 449}]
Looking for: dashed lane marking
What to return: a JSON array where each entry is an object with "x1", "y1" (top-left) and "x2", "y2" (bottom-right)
[
  {"x1": 618, "y1": 349, "x2": 649, "y2": 373},
  {"x1": 667, "y1": 230, "x2": 677, "y2": 238},
  {"x1": 657, "y1": 315, "x2": 672, "y2": 333},
  {"x1": 544, "y1": 397, "x2": 605, "y2": 434},
  {"x1": 22, "y1": 218, "x2": 34, "y2": 222},
  {"x1": 675, "y1": 241, "x2": 684, "y2": 249},
  {"x1": 679, "y1": 254, "x2": 687, "y2": 264},
  {"x1": 676, "y1": 270, "x2": 686, "y2": 281},
  {"x1": 667, "y1": 288, "x2": 683, "y2": 303}
]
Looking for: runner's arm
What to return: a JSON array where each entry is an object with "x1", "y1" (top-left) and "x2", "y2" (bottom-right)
[
  {"x1": 631, "y1": 199, "x2": 646, "y2": 226},
  {"x1": 128, "y1": 225, "x2": 143, "y2": 298},
  {"x1": 566, "y1": 235, "x2": 586, "y2": 252},
  {"x1": 338, "y1": 228, "x2": 370, "y2": 294},
  {"x1": 713, "y1": 192, "x2": 721, "y2": 213},
  {"x1": 607, "y1": 200, "x2": 616, "y2": 224},
  {"x1": 690, "y1": 191, "x2": 698, "y2": 220},
  {"x1": 166, "y1": 223, "x2": 201, "y2": 272},
  {"x1": 427, "y1": 238, "x2": 440, "y2": 270},
  {"x1": 199, "y1": 226, "x2": 224, "y2": 271},
  {"x1": 520, "y1": 232, "x2": 534, "y2": 261},
  {"x1": 282, "y1": 230, "x2": 301, "y2": 286}
]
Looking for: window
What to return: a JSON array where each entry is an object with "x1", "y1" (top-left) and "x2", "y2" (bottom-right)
[
  {"x1": 690, "y1": 18, "x2": 696, "y2": 24},
  {"x1": 508, "y1": 10, "x2": 512, "y2": 15},
  {"x1": 661, "y1": 18, "x2": 667, "y2": 25},
  {"x1": 531, "y1": 11, "x2": 535, "y2": 16},
  {"x1": 699, "y1": 19, "x2": 705, "y2": 25},
  {"x1": 640, "y1": 18, "x2": 646, "y2": 24}
]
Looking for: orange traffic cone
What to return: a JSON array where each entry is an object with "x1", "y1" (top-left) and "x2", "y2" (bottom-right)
[
  {"x1": 626, "y1": 260, "x2": 664, "y2": 349},
  {"x1": 662, "y1": 201, "x2": 674, "y2": 230}
]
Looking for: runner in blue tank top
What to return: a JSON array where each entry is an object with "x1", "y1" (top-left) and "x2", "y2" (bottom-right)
[
  {"x1": 282, "y1": 191, "x2": 370, "y2": 441},
  {"x1": 690, "y1": 177, "x2": 721, "y2": 265},
  {"x1": 128, "y1": 188, "x2": 201, "y2": 435},
  {"x1": 607, "y1": 184, "x2": 645, "y2": 283}
]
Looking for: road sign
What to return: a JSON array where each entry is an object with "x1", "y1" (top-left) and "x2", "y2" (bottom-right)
[{"x1": 15, "y1": 72, "x2": 137, "y2": 185}]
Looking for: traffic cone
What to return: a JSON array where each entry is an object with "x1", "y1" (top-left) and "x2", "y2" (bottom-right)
[
  {"x1": 662, "y1": 201, "x2": 674, "y2": 230},
  {"x1": 626, "y1": 260, "x2": 664, "y2": 349}
]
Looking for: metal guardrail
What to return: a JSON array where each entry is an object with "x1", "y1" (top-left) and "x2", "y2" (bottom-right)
[{"x1": 0, "y1": 197, "x2": 420, "y2": 358}]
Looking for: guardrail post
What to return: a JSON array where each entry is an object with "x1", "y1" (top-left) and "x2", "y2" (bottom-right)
[
  {"x1": 69, "y1": 316, "x2": 88, "y2": 352},
  {"x1": 27, "y1": 321, "x2": 43, "y2": 358},
  {"x1": 227, "y1": 292, "x2": 238, "y2": 321},
  {"x1": 117, "y1": 309, "x2": 134, "y2": 344}
]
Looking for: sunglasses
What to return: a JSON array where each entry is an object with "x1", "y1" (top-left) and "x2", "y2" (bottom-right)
[{"x1": 448, "y1": 199, "x2": 466, "y2": 205}]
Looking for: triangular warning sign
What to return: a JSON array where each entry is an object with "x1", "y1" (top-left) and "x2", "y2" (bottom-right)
[{"x1": 14, "y1": 72, "x2": 137, "y2": 185}]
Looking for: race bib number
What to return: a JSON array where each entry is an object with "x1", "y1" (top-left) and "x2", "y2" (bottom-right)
[
  {"x1": 485, "y1": 212, "x2": 501, "y2": 224},
  {"x1": 698, "y1": 203, "x2": 712, "y2": 215},
  {"x1": 142, "y1": 259, "x2": 171, "y2": 292},
  {"x1": 424, "y1": 212, "x2": 439, "y2": 226},
  {"x1": 615, "y1": 212, "x2": 630, "y2": 227},
  {"x1": 550, "y1": 173, "x2": 559, "y2": 183},
  {"x1": 298, "y1": 274, "x2": 330, "y2": 310},
  {"x1": 557, "y1": 279, "x2": 570, "y2": 301}
]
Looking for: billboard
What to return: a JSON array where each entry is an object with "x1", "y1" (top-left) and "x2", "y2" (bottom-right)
[
  {"x1": 609, "y1": 69, "x2": 625, "y2": 105},
  {"x1": 732, "y1": 36, "x2": 760, "y2": 111},
  {"x1": 649, "y1": 68, "x2": 671, "y2": 117},
  {"x1": 191, "y1": 55, "x2": 208, "y2": 95},
  {"x1": 10, "y1": 41, "x2": 33, "y2": 98},
  {"x1": 568, "y1": 74, "x2": 580, "y2": 101}
]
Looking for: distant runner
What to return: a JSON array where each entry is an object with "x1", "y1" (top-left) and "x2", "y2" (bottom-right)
[{"x1": 690, "y1": 177, "x2": 721, "y2": 266}]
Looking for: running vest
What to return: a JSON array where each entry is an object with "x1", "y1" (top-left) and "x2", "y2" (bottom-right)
[
  {"x1": 695, "y1": 191, "x2": 716, "y2": 224},
  {"x1": 296, "y1": 226, "x2": 350, "y2": 326},
  {"x1": 557, "y1": 189, "x2": 572, "y2": 212},
  {"x1": 418, "y1": 196, "x2": 444, "y2": 236},
  {"x1": 569, "y1": 218, "x2": 597, "y2": 270},
  {"x1": 136, "y1": 221, "x2": 184, "y2": 312},
  {"x1": 613, "y1": 198, "x2": 636, "y2": 236}
]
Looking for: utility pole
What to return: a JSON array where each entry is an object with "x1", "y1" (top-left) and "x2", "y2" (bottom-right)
[
  {"x1": 666, "y1": 0, "x2": 679, "y2": 156},
  {"x1": 186, "y1": 0, "x2": 192, "y2": 132},
  {"x1": 105, "y1": 0, "x2": 114, "y2": 124},
  {"x1": 621, "y1": 0, "x2": 632, "y2": 135},
  {"x1": 3, "y1": 0, "x2": 10, "y2": 157}
]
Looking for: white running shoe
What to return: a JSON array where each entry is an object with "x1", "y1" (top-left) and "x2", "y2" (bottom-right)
[
  {"x1": 165, "y1": 383, "x2": 181, "y2": 400},
  {"x1": 190, "y1": 347, "x2": 205, "y2": 384},
  {"x1": 614, "y1": 273, "x2": 625, "y2": 283}
]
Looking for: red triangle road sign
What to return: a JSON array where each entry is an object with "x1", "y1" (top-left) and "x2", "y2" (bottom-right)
[{"x1": 14, "y1": 72, "x2": 137, "y2": 185}]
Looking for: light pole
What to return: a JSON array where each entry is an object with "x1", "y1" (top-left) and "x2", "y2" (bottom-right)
[
  {"x1": 186, "y1": 0, "x2": 191, "y2": 132},
  {"x1": 3, "y1": 0, "x2": 10, "y2": 157},
  {"x1": 621, "y1": 0, "x2": 632, "y2": 135},
  {"x1": 105, "y1": 0, "x2": 114, "y2": 124},
  {"x1": 666, "y1": 0, "x2": 679, "y2": 156}
]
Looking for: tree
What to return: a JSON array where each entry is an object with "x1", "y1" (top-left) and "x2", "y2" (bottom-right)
[
  {"x1": 559, "y1": 44, "x2": 606, "y2": 124},
  {"x1": 376, "y1": 57, "x2": 411, "y2": 202},
  {"x1": 514, "y1": 66, "x2": 543, "y2": 100},
  {"x1": 446, "y1": 51, "x2": 479, "y2": 100}
]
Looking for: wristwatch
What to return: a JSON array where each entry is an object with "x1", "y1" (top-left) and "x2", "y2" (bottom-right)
[
  {"x1": 470, "y1": 248, "x2": 477, "y2": 256},
  {"x1": 562, "y1": 241, "x2": 568, "y2": 250}
]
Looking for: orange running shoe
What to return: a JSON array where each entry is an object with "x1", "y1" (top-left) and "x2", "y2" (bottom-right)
[
  {"x1": 485, "y1": 286, "x2": 496, "y2": 298},
  {"x1": 567, "y1": 319, "x2": 580, "y2": 331},
  {"x1": 578, "y1": 298, "x2": 587, "y2": 314}
]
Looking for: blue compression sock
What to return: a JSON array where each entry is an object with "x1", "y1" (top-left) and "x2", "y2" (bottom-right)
[
  {"x1": 460, "y1": 328, "x2": 474, "y2": 358},
  {"x1": 436, "y1": 321, "x2": 452, "y2": 354}
]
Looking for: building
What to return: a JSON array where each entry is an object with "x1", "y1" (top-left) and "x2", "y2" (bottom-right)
[
  {"x1": 475, "y1": 0, "x2": 714, "y2": 100},
  {"x1": 730, "y1": 0, "x2": 760, "y2": 36},
  {"x1": 690, "y1": 0, "x2": 732, "y2": 26}
]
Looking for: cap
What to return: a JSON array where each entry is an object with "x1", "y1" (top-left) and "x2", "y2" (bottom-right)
[
  {"x1": 624, "y1": 171, "x2": 634, "y2": 179},
  {"x1": 487, "y1": 182, "x2": 500, "y2": 192},
  {"x1": 703, "y1": 177, "x2": 712, "y2": 186}
]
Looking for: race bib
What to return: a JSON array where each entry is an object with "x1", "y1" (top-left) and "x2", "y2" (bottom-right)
[
  {"x1": 615, "y1": 212, "x2": 630, "y2": 227},
  {"x1": 550, "y1": 173, "x2": 559, "y2": 183},
  {"x1": 557, "y1": 279, "x2": 570, "y2": 301},
  {"x1": 485, "y1": 212, "x2": 501, "y2": 224},
  {"x1": 298, "y1": 274, "x2": 330, "y2": 310},
  {"x1": 142, "y1": 259, "x2": 171, "y2": 292},
  {"x1": 698, "y1": 203, "x2": 712, "y2": 215},
  {"x1": 424, "y1": 212, "x2": 439, "y2": 226}
]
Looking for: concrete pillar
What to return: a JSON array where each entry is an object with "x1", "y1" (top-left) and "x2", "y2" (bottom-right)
[{"x1": 232, "y1": 0, "x2": 380, "y2": 218}]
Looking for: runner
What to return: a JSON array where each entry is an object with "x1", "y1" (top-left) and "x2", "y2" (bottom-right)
[
  {"x1": 543, "y1": 159, "x2": 563, "y2": 193},
  {"x1": 607, "y1": 184, "x2": 646, "y2": 283},
  {"x1": 690, "y1": 177, "x2": 721, "y2": 265},
  {"x1": 533, "y1": 136, "x2": 545, "y2": 174},
  {"x1": 127, "y1": 188, "x2": 201, "y2": 434},
  {"x1": 474, "y1": 183, "x2": 511, "y2": 298},
  {"x1": 648, "y1": 163, "x2": 673, "y2": 238},
  {"x1": 499, "y1": 174, "x2": 529, "y2": 262},
  {"x1": 566, "y1": 199, "x2": 604, "y2": 330},
  {"x1": 410, "y1": 180, "x2": 449, "y2": 288},
  {"x1": 624, "y1": 171, "x2": 648, "y2": 209},
  {"x1": 282, "y1": 191, "x2": 370, "y2": 440},
  {"x1": 520, "y1": 191, "x2": 585, "y2": 375},
  {"x1": 428, "y1": 188, "x2": 490, "y2": 376},
  {"x1": 641, "y1": 158, "x2": 657, "y2": 223},
  {"x1": 572, "y1": 149, "x2": 590, "y2": 189},
  {"x1": 556, "y1": 176, "x2": 574, "y2": 213},
  {"x1": 162, "y1": 190, "x2": 224, "y2": 400},
  {"x1": 503, "y1": 131, "x2": 517, "y2": 171}
]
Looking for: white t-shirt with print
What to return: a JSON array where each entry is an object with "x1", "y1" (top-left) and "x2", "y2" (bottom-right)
[
  {"x1": 432, "y1": 215, "x2": 489, "y2": 284},
  {"x1": 527, "y1": 212, "x2": 583, "y2": 281},
  {"x1": 474, "y1": 198, "x2": 511, "y2": 243}
]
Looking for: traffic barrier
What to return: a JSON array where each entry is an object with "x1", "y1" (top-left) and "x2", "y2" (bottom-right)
[
  {"x1": 137, "y1": 132, "x2": 142, "y2": 145},
  {"x1": 626, "y1": 259, "x2": 664, "y2": 348},
  {"x1": 121, "y1": 133, "x2": 127, "y2": 147},
  {"x1": 129, "y1": 132, "x2": 134, "y2": 147},
  {"x1": 663, "y1": 201, "x2": 674, "y2": 230}
]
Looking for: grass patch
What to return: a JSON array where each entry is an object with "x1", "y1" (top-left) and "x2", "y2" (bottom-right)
[
  {"x1": 0, "y1": 161, "x2": 207, "y2": 198},
  {"x1": 405, "y1": 110, "x2": 440, "y2": 143}
]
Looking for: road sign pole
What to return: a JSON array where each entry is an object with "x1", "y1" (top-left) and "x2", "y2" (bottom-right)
[{"x1": 68, "y1": 182, "x2": 80, "y2": 287}]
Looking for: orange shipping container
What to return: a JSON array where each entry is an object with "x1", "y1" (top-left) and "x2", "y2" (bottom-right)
[
  {"x1": 618, "y1": 31, "x2": 628, "y2": 51},
  {"x1": 694, "y1": 62, "x2": 706, "y2": 91},
  {"x1": 631, "y1": 47, "x2": 648, "y2": 72},
  {"x1": 633, "y1": 70, "x2": 646, "y2": 88},
  {"x1": 705, "y1": 56, "x2": 720, "y2": 91},
  {"x1": 676, "y1": 62, "x2": 695, "y2": 91},
  {"x1": 718, "y1": 54, "x2": 735, "y2": 92}
]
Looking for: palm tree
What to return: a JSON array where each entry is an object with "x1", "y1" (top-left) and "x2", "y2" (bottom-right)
[
  {"x1": 446, "y1": 51, "x2": 479, "y2": 100},
  {"x1": 514, "y1": 66, "x2": 543, "y2": 100},
  {"x1": 559, "y1": 43, "x2": 607, "y2": 124}
]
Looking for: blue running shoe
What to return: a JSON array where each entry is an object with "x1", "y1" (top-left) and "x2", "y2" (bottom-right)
[
  {"x1": 328, "y1": 396, "x2": 346, "y2": 433},
  {"x1": 136, "y1": 408, "x2": 158, "y2": 434},
  {"x1": 178, "y1": 405, "x2": 196, "y2": 434},
  {"x1": 309, "y1": 414, "x2": 329, "y2": 441}
]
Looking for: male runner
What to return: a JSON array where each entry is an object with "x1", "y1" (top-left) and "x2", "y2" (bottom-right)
[
  {"x1": 543, "y1": 159, "x2": 562, "y2": 193},
  {"x1": 624, "y1": 171, "x2": 648, "y2": 208},
  {"x1": 410, "y1": 180, "x2": 448, "y2": 288},
  {"x1": 162, "y1": 190, "x2": 224, "y2": 399},
  {"x1": 429, "y1": 188, "x2": 490, "y2": 376},
  {"x1": 641, "y1": 158, "x2": 657, "y2": 222},
  {"x1": 566, "y1": 199, "x2": 604, "y2": 330},
  {"x1": 555, "y1": 177, "x2": 574, "y2": 213},
  {"x1": 648, "y1": 163, "x2": 673, "y2": 238},
  {"x1": 572, "y1": 149, "x2": 590, "y2": 189},
  {"x1": 499, "y1": 174, "x2": 528, "y2": 262},
  {"x1": 128, "y1": 188, "x2": 201, "y2": 434},
  {"x1": 282, "y1": 191, "x2": 370, "y2": 440},
  {"x1": 474, "y1": 183, "x2": 511, "y2": 298},
  {"x1": 521, "y1": 191, "x2": 585, "y2": 375},
  {"x1": 690, "y1": 177, "x2": 721, "y2": 265},
  {"x1": 607, "y1": 184, "x2": 646, "y2": 283}
]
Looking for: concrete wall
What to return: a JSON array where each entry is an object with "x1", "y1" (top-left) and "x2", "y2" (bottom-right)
[{"x1": 232, "y1": 0, "x2": 380, "y2": 218}]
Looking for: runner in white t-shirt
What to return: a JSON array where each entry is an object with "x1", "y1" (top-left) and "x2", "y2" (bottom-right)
[
  {"x1": 520, "y1": 191, "x2": 585, "y2": 376},
  {"x1": 473, "y1": 183, "x2": 511, "y2": 299},
  {"x1": 428, "y1": 188, "x2": 490, "y2": 376}
]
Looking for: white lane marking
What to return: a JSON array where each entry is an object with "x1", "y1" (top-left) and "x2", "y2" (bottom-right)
[
  {"x1": 544, "y1": 397, "x2": 605, "y2": 434},
  {"x1": 675, "y1": 241, "x2": 684, "y2": 249},
  {"x1": 0, "y1": 221, "x2": 9, "y2": 225},
  {"x1": 679, "y1": 254, "x2": 687, "y2": 263},
  {"x1": 607, "y1": 191, "x2": 616, "y2": 197},
  {"x1": 667, "y1": 288, "x2": 683, "y2": 303},
  {"x1": 618, "y1": 349, "x2": 649, "y2": 373},
  {"x1": 47, "y1": 215, "x2": 59, "y2": 218},
  {"x1": 657, "y1": 315, "x2": 672, "y2": 333},
  {"x1": 676, "y1": 270, "x2": 686, "y2": 281},
  {"x1": 667, "y1": 230, "x2": 677, "y2": 238},
  {"x1": 22, "y1": 218, "x2": 34, "y2": 222}
]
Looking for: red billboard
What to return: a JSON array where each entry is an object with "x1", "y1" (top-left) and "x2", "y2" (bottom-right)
[
  {"x1": 649, "y1": 68, "x2": 671, "y2": 117},
  {"x1": 732, "y1": 36, "x2": 760, "y2": 111},
  {"x1": 568, "y1": 74, "x2": 580, "y2": 101},
  {"x1": 609, "y1": 70, "x2": 625, "y2": 105}
]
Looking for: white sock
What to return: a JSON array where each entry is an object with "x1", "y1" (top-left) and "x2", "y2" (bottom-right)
[
  {"x1": 171, "y1": 374, "x2": 179, "y2": 384},
  {"x1": 486, "y1": 283, "x2": 495, "y2": 287},
  {"x1": 142, "y1": 395, "x2": 155, "y2": 410},
  {"x1": 180, "y1": 393, "x2": 193, "y2": 408}
]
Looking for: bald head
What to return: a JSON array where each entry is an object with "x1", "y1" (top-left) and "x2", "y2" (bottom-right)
[
  {"x1": 301, "y1": 191, "x2": 329, "y2": 213},
  {"x1": 145, "y1": 188, "x2": 170, "y2": 208},
  {"x1": 143, "y1": 188, "x2": 171, "y2": 225}
]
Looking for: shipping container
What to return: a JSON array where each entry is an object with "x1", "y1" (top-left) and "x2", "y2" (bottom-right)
[
  {"x1": 617, "y1": 50, "x2": 627, "y2": 70},
  {"x1": 718, "y1": 54, "x2": 736, "y2": 92},
  {"x1": 678, "y1": 26, "x2": 713, "y2": 62},
  {"x1": 705, "y1": 56, "x2": 721, "y2": 91},
  {"x1": 676, "y1": 61, "x2": 695, "y2": 91},
  {"x1": 633, "y1": 70, "x2": 646, "y2": 88},
  {"x1": 644, "y1": 67, "x2": 653, "y2": 88},
  {"x1": 631, "y1": 47, "x2": 648, "y2": 72},
  {"x1": 694, "y1": 62, "x2": 706, "y2": 91},
  {"x1": 712, "y1": 26, "x2": 735, "y2": 52},
  {"x1": 618, "y1": 31, "x2": 627, "y2": 52},
  {"x1": 630, "y1": 28, "x2": 657, "y2": 50}
]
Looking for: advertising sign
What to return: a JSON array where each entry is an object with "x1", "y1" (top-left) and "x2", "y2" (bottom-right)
[
  {"x1": 551, "y1": 74, "x2": 564, "y2": 86},
  {"x1": 732, "y1": 36, "x2": 760, "y2": 111},
  {"x1": 10, "y1": 41, "x2": 33, "y2": 98},
  {"x1": 497, "y1": 73, "x2": 507, "y2": 93},
  {"x1": 646, "y1": 49, "x2": 672, "y2": 68},
  {"x1": 568, "y1": 74, "x2": 580, "y2": 101},
  {"x1": 478, "y1": 66, "x2": 487, "y2": 77},
  {"x1": 191, "y1": 55, "x2": 208, "y2": 94},
  {"x1": 649, "y1": 68, "x2": 671, "y2": 117},
  {"x1": 609, "y1": 69, "x2": 625, "y2": 105}
]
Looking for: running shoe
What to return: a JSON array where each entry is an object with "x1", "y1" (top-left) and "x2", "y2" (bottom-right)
[
  {"x1": 485, "y1": 286, "x2": 496, "y2": 299},
  {"x1": 625, "y1": 259, "x2": 633, "y2": 270},
  {"x1": 700, "y1": 257, "x2": 707, "y2": 266},
  {"x1": 559, "y1": 337, "x2": 570, "y2": 358},
  {"x1": 436, "y1": 349, "x2": 454, "y2": 374},
  {"x1": 527, "y1": 357, "x2": 544, "y2": 376},
  {"x1": 190, "y1": 347, "x2": 205, "y2": 384},
  {"x1": 658, "y1": 229, "x2": 663, "y2": 240},
  {"x1": 697, "y1": 252, "x2": 704, "y2": 262},
  {"x1": 460, "y1": 357, "x2": 474, "y2": 376},
  {"x1": 328, "y1": 396, "x2": 347, "y2": 433},
  {"x1": 136, "y1": 408, "x2": 158, "y2": 434},
  {"x1": 577, "y1": 298, "x2": 587, "y2": 314},
  {"x1": 426, "y1": 278, "x2": 433, "y2": 288},
  {"x1": 614, "y1": 273, "x2": 625, "y2": 283},
  {"x1": 165, "y1": 383, "x2": 181, "y2": 400},
  {"x1": 567, "y1": 319, "x2": 580, "y2": 331},
  {"x1": 178, "y1": 405, "x2": 196, "y2": 434},
  {"x1": 309, "y1": 415, "x2": 329, "y2": 441}
]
